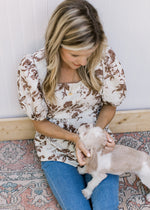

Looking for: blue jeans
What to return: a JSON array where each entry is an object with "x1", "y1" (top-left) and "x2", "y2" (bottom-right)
[{"x1": 41, "y1": 161, "x2": 119, "y2": 210}]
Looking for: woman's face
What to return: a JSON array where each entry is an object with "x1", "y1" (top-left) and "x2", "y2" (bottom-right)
[{"x1": 60, "y1": 47, "x2": 96, "y2": 71}]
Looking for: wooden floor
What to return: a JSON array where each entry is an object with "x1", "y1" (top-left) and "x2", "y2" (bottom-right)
[{"x1": 0, "y1": 109, "x2": 150, "y2": 141}]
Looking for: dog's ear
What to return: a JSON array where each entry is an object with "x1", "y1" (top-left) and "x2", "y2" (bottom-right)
[
  {"x1": 102, "y1": 134, "x2": 107, "y2": 146},
  {"x1": 96, "y1": 130, "x2": 107, "y2": 152},
  {"x1": 101, "y1": 133, "x2": 107, "y2": 148},
  {"x1": 89, "y1": 147, "x2": 96, "y2": 156},
  {"x1": 97, "y1": 133, "x2": 109, "y2": 153},
  {"x1": 78, "y1": 124, "x2": 93, "y2": 139}
]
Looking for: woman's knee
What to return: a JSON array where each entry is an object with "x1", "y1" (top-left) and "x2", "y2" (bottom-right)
[{"x1": 91, "y1": 174, "x2": 119, "y2": 210}]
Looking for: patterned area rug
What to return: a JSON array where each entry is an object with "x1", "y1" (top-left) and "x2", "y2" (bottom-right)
[
  {"x1": 0, "y1": 131, "x2": 150, "y2": 210},
  {"x1": 115, "y1": 132, "x2": 150, "y2": 210}
]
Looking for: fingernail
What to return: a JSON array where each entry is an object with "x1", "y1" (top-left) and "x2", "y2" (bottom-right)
[{"x1": 87, "y1": 153, "x2": 91, "y2": 157}]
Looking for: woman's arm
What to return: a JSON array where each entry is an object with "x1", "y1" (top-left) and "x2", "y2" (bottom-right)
[
  {"x1": 96, "y1": 104, "x2": 116, "y2": 129},
  {"x1": 32, "y1": 119, "x2": 78, "y2": 143},
  {"x1": 96, "y1": 104, "x2": 116, "y2": 153},
  {"x1": 32, "y1": 119, "x2": 90, "y2": 165}
]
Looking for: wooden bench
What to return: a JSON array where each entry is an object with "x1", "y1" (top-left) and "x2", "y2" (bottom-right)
[{"x1": 0, "y1": 109, "x2": 150, "y2": 141}]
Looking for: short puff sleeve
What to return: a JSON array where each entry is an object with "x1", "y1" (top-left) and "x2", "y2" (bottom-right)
[
  {"x1": 17, "y1": 55, "x2": 48, "y2": 120},
  {"x1": 97, "y1": 47, "x2": 127, "y2": 106}
]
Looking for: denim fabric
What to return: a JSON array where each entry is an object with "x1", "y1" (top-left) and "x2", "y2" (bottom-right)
[{"x1": 41, "y1": 161, "x2": 119, "y2": 210}]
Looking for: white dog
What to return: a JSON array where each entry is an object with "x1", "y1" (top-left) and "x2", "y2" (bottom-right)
[{"x1": 77, "y1": 125, "x2": 150, "y2": 201}]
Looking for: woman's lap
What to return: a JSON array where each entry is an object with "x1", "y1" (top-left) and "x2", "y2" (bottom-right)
[
  {"x1": 41, "y1": 161, "x2": 119, "y2": 210},
  {"x1": 85, "y1": 173, "x2": 119, "y2": 210}
]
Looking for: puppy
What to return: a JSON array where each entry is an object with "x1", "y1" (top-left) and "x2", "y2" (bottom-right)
[{"x1": 77, "y1": 125, "x2": 150, "y2": 201}]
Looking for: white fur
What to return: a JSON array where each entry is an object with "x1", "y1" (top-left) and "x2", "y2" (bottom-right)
[
  {"x1": 78, "y1": 125, "x2": 150, "y2": 200},
  {"x1": 137, "y1": 162, "x2": 150, "y2": 188},
  {"x1": 146, "y1": 193, "x2": 150, "y2": 202},
  {"x1": 97, "y1": 151, "x2": 112, "y2": 171}
]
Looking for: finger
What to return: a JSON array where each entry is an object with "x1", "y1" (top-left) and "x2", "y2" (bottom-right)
[
  {"x1": 105, "y1": 132, "x2": 114, "y2": 143},
  {"x1": 103, "y1": 146, "x2": 114, "y2": 154},
  {"x1": 103, "y1": 150, "x2": 112, "y2": 155},
  {"x1": 79, "y1": 142, "x2": 91, "y2": 158},
  {"x1": 78, "y1": 158, "x2": 86, "y2": 166},
  {"x1": 106, "y1": 140, "x2": 115, "y2": 147},
  {"x1": 105, "y1": 145, "x2": 114, "y2": 151},
  {"x1": 78, "y1": 155, "x2": 86, "y2": 166},
  {"x1": 107, "y1": 136, "x2": 113, "y2": 143},
  {"x1": 76, "y1": 148, "x2": 86, "y2": 166}
]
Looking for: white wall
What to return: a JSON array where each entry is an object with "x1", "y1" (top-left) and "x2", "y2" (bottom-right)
[{"x1": 0, "y1": 0, "x2": 150, "y2": 118}]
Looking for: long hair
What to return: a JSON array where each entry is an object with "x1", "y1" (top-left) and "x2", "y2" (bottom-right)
[{"x1": 43, "y1": 0, "x2": 107, "y2": 103}]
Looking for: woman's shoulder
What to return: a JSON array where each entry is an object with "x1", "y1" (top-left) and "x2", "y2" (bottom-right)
[
  {"x1": 17, "y1": 49, "x2": 48, "y2": 120},
  {"x1": 95, "y1": 46, "x2": 127, "y2": 107},
  {"x1": 95, "y1": 45, "x2": 123, "y2": 74},
  {"x1": 19, "y1": 48, "x2": 47, "y2": 83},
  {"x1": 20, "y1": 48, "x2": 45, "y2": 64}
]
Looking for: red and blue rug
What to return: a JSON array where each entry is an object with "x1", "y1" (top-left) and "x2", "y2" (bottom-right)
[{"x1": 0, "y1": 131, "x2": 150, "y2": 210}]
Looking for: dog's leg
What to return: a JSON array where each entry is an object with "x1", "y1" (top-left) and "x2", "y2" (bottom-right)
[
  {"x1": 137, "y1": 162, "x2": 150, "y2": 202},
  {"x1": 139, "y1": 175, "x2": 150, "y2": 202},
  {"x1": 82, "y1": 173, "x2": 107, "y2": 199},
  {"x1": 146, "y1": 193, "x2": 150, "y2": 202}
]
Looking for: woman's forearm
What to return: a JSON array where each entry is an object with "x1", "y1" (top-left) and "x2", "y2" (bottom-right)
[
  {"x1": 32, "y1": 119, "x2": 79, "y2": 144},
  {"x1": 96, "y1": 104, "x2": 116, "y2": 129},
  {"x1": 32, "y1": 104, "x2": 116, "y2": 145}
]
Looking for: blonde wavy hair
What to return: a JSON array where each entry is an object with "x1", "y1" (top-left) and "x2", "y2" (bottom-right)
[{"x1": 43, "y1": 0, "x2": 107, "y2": 103}]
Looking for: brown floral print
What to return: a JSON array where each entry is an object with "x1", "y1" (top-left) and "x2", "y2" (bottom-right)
[{"x1": 17, "y1": 47, "x2": 127, "y2": 167}]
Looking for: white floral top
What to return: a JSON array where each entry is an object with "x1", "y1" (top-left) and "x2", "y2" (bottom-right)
[{"x1": 17, "y1": 47, "x2": 126, "y2": 167}]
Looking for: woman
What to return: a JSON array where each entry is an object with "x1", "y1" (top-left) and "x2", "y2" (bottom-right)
[{"x1": 17, "y1": 0, "x2": 127, "y2": 209}]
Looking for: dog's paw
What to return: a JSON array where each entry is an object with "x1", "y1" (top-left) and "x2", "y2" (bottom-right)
[
  {"x1": 146, "y1": 193, "x2": 150, "y2": 202},
  {"x1": 82, "y1": 188, "x2": 92, "y2": 200},
  {"x1": 77, "y1": 166, "x2": 85, "y2": 175}
]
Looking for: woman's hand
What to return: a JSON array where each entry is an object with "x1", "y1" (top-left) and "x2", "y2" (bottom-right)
[
  {"x1": 103, "y1": 131, "x2": 115, "y2": 154},
  {"x1": 75, "y1": 140, "x2": 91, "y2": 166}
]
